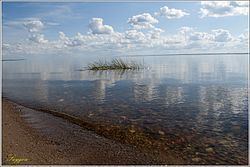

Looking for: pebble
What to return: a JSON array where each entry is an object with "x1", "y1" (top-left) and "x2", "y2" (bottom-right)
[
  {"x1": 58, "y1": 99, "x2": 64, "y2": 102},
  {"x1": 231, "y1": 125, "x2": 241, "y2": 131},
  {"x1": 158, "y1": 130, "x2": 165, "y2": 135},
  {"x1": 206, "y1": 147, "x2": 214, "y2": 153},
  {"x1": 88, "y1": 113, "x2": 94, "y2": 117},
  {"x1": 192, "y1": 157, "x2": 201, "y2": 162},
  {"x1": 129, "y1": 129, "x2": 136, "y2": 133},
  {"x1": 120, "y1": 116, "x2": 127, "y2": 120}
]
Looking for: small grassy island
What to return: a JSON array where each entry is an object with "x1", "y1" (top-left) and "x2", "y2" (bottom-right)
[{"x1": 87, "y1": 58, "x2": 141, "y2": 70}]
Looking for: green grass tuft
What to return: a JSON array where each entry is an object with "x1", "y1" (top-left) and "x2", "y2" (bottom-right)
[{"x1": 87, "y1": 58, "x2": 141, "y2": 70}]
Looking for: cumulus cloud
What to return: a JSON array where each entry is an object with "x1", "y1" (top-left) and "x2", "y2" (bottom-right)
[
  {"x1": 125, "y1": 30, "x2": 146, "y2": 42},
  {"x1": 200, "y1": 1, "x2": 249, "y2": 18},
  {"x1": 128, "y1": 13, "x2": 158, "y2": 29},
  {"x1": 89, "y1": 18, "x2": 114, "y2": 34},
  {"x1": 4, "y1": 16, "x2": 248, "y2": 55},
  {"x1": 149, "y1": 28, "x2": 164, "y2": 39},
  {"x1": 2, "y1": 43, "x2": 11, "y2": 50},
  {"x1": 189, "y1": 31, "x2": 213, "y2": 41},
  {"x1": 233, "y1": 1, "x2": 249, "y2": 7},
  {"x1": 238, "y1": 29, "x2": 249, "y2": 42},
  {"x1": 58, "y1": 31, "x2": 74, "y2": 46},
  {"x1": 4, "y1": 18, "x2": 59, "y2": 34},
  {"x1": 58, "y1": 31, "x2": 80, "y2": 47},
  {"x1": 29, "y1": 34, "x2": 48, "y2": 43},
  {"x1": 155, "y1": 6, "x2": 189, "y2": 19},
  {"x1": 23, "y1": 19, "x2": 44, "y2": 32},
  {"x1": 56, "y1": 30, "x2": 127, "y2": 50},
  {"x1": 180, "y1": 27, "x2": 233, "y2": 43},
  {"x1": 5, "y1": 27, "x2": 247, "y2": 55},
  {"x1": 59, "y1": 31, "x2": 68, "y2": 41},
  {"x1": 178, "y1": 26, "x2": 194, "y2": 34},
  {"x1": 211, "y1": 29, "x2": 232, "y2": 42}
]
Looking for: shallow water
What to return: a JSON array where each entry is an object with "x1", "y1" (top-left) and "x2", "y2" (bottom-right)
[{"x1": 3, "y1": 54, "x2": 248, "y2": 164}]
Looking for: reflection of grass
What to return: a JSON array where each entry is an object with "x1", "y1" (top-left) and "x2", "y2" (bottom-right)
[{"x1": 87, "y1": 59, "x2": 141, "y2": 70}]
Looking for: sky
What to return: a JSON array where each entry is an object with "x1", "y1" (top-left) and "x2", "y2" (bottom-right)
[{"x1": 2, "y1": 1, "x2": 249, "y2": 56}]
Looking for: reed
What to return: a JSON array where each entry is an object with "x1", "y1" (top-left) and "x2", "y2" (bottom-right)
[{"x1": 87, "y1": 58, "x2": 141, "y2": 70}]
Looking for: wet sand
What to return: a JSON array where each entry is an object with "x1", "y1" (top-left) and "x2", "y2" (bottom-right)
[{"x1": 2, "y1": 98, "x2": 183, "y2": 165}]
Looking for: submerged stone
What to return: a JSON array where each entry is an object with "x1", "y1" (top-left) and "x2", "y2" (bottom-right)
[
  {"x1": 120, "y1": 116, "x2": 127, "y2": 120},
  {"x1": 129, "y1": 129, "x2": 136, "y2": 133},
  {"x1": 158, "y1": 130, "x2": 165, "y2": 135},
  {"x1": 205, "y1": 147, "x2": 214, "y2": 153},
  {"x1": 192, "y1": 157, "x2": 201, "y2": 162},
  {"x1": 88, "y1": 113, "x2": 94, "y2": 117},
  {"x1": 58, "y1": 99, "x2": 64, "y2": 102}
]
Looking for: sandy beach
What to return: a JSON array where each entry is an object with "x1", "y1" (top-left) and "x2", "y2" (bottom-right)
[{"x1": 2, "y1": 98, "x2": 183, "y2": 165}]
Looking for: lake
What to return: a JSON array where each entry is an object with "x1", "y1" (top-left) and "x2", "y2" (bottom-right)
[{"x1": 2, "y1": 53, "x2": 248, "y2": 164}]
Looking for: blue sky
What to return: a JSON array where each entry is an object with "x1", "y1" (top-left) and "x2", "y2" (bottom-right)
[{"x1": 2, "y1": 1, "x2": 249, "y2": 56}]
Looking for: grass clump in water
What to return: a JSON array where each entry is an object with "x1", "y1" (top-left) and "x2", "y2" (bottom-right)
[{"x1": 87, "y1": 58, "x2": 141, "y2": 70}]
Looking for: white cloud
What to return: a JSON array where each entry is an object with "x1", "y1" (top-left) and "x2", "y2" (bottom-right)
[
  {"x1": 56, "y1": 31, "x2": 127, "y2": 50},
  {"x1": 89, "y1": 18, "x2": 114, "y2": 34},
  {"x1": 58, "y1": 31, "x2": 73, "y2": 46},
  {"x1": 233, "y1": 1, "x2": 249, "y2": 7},
  {"x1": 200, "y1": 1, "x2": 249, "y2": 18},
  {"x1": 238, "y1": 29, "x2": 249, "y2": 42},
  {"x1": 211, "y1": 29, "x2": 232, "y2": 42},
  {"x1": 149, "y1": 28, "x2": 164, "y2": 39},
  {"x1": 59, "y1": 31, "x2": 68, "y2": 41},
  {"x1": 46, "y1": 22, "x2": 60, "y2": 26},
  {"x1": 189, "y1": 31, "x2": 214, "y2": 41},
  {"x1": 5, "y1": 27, "x2": 247, "y2": 56},
  {"x1": 125, "y1": 30, "x2": 145, "y2": 41},
  {"x1": 58, "y1": 31, "x2": 80, "y2": 47},
  {"x1": 167, "y1": 27, "x2": 243, "y2": 52},
  {"x1": 2, "y1": 43, "x2": 11, "y2": 50},
  {"x1": 4, "y1": 18, "x2": 59, "y2": 34},
  {"x1": 128, "y1": 13, "x2": 158, "y2": 29},
  {"x1": 179, "y1": 27, "x2": 233, "y2": 43},
  {"x1": 29, "y1": 34, "x2": 48, "y2": 43},
  {"x1": 156, "y1": 6, "x2": 189, "y2": 19},
  {"x1": 23, "y1": 19, "x2": 44, "y2": 32},
  {"x1": 178, "y1": 26, "x2": 194, "y2": 34},
  {"x1": 4, "y1": 14, "x2": 248, "y2": 56}
]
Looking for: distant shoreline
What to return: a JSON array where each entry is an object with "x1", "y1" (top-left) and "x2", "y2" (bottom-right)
[
  {"x1": 2, "y1": 59, "x2": 26, "y2": 62},
  {"x1": 124, "y1": 52, "x2": 249, "y2": 57}
]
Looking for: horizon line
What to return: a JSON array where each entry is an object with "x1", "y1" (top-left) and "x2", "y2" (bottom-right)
[{"x1": 123, "y1": 52, "x2": 249, "y2": 57}]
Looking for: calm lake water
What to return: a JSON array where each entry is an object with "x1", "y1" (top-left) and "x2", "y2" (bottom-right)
[{"x1": 3, "y1": 54, "x2": 248, "y2": 164}]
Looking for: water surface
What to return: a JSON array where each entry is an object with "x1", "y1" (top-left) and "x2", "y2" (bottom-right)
[{"x1": 3, "y1": 54, "x2": 248, "y2": 164}]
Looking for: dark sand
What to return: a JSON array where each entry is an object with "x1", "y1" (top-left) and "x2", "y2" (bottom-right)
[{"x1": 2, "y1": 98, "x2": 184, "y2": 165}]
